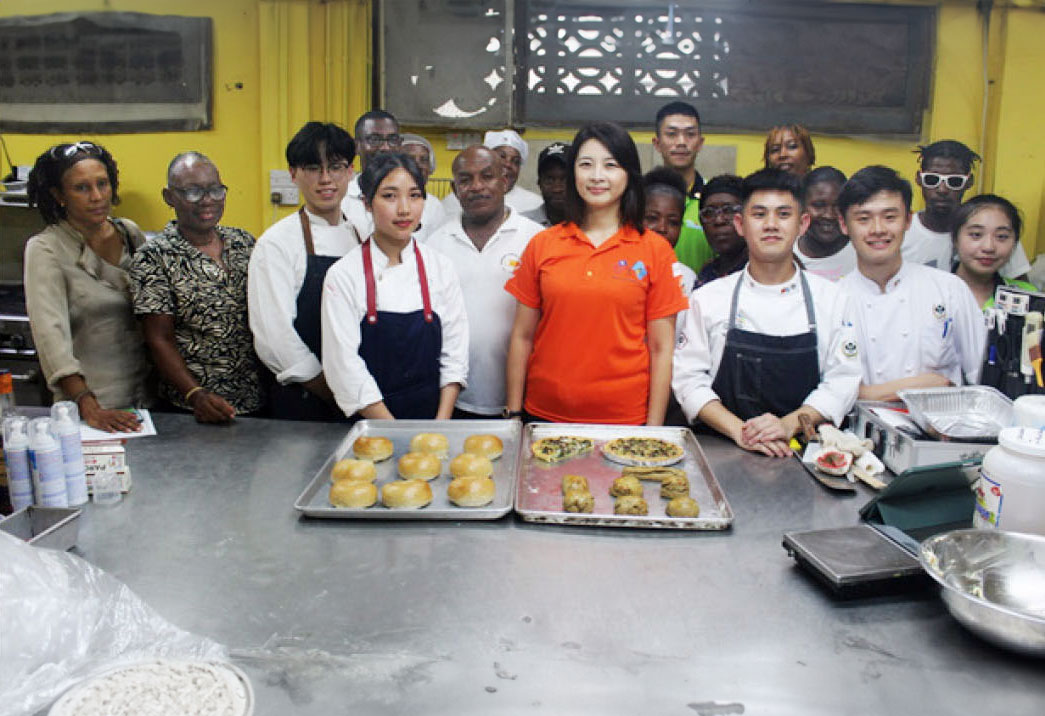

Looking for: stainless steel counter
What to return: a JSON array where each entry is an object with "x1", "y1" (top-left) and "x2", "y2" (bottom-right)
[{"x1": 72, "y1": 414, "x2": 1043, "y2": 714}]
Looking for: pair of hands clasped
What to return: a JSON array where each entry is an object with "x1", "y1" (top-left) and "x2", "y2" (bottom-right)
[{"x1": 732, "y1": 412, "x2": 795, "y2": 458}]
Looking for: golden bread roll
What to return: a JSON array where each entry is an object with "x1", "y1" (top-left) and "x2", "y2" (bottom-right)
[
  {"x1": 614, "y1": 495, "x2": 648, "y2": 515},
  {"x1": 609, "y1": 475, "x2": 643, "y2": 498},
  {"x1": 397, "y1": 451, "x2": 442, "y2": 480},
  {"x1": 330, "y1": 459, "x2": 377, "y2": 483},
  {"x1": 561, "y1": 474, "x2": 589, "y2": 494},
  {"x1": 463, "y1": 433, "x2": 504, "y2": 460},
  {"x1": 660, "y1": 473, "x2": 690, "y2": 499},
  {"x1": 329, "y1": 479, "x2": 378, "y2": 508},
  {"x1": 410, "y1": 432, "x2": 450, "y2": 458},
  {"x1": 666, "y1": 496, "x2": 700, "y2": 517},
  {"x1": 381, "y1": 479, "x2": 433, "y2": 509},
  {"x1": 447, "y1": 476, "x2": 496, "y2": 507},
  {"x1": 449, "y1": 453, "x2": 494, "y2": 479},
  {"x1": 563, "y1": 489, "x2": 594, "y2": 513},
  {"x1": 353, "y1": 436, "x2": 394, "y2": 461}
]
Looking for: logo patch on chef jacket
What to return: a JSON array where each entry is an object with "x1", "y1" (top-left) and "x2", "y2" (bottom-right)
[
  {"x1": 932, "y1": 303, "x2": 948, "y2": 321},
  {"x1": 500, "y1": 253, "x2": 521, "y2": 272},
  {"x1": 842, "y1": 340, "x2": 858, "y2": 358}
]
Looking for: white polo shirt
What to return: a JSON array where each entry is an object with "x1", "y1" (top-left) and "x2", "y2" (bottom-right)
[
  {"x1": 839, "y1": 262, "x2": 986, "y2": 386},
  {"x1": 672, "y1": 266, "x2": 862, "y2": 426},
  {"x1": 340, "y1": 176, "x2": 446, "y2": 242},
  {"x1": 426, "y1": 209, "x2": 543, "y2": 414},
  {"x1": 903, "y1": 212, "x2": 1031, "y2": 277},
  {"x1": 442, "y1": 185, "x2": 544, "y2": 218}
]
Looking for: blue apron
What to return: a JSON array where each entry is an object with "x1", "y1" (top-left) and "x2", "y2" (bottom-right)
[
  {"x1": 710, "y1": 270, "x2": 821, "y2": 420},
  {"x1": 268, "y1": 208, "x2": 353, "y2": 421},
  {"x1": 357, "y1": 239, "x2": 442, "y2": 419}
]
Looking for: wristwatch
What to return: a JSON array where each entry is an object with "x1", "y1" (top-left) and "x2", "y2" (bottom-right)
[{"x1": 501, "y1": 407, "x2": 523, "y2": 419}]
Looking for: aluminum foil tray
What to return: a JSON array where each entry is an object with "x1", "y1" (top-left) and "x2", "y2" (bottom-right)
[
  {"x1": 898, "y1": 387, "x2": 1014, "y2": 442},
  {"x1": 514, "y1": 423, "x2": 734, "y2": 530},
  {"x1": 294, "y1": 419, "x2": 522, "y2": 520}
]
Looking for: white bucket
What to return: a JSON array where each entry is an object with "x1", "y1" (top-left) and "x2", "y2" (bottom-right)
[{"x1": 974, "y1": 427, "x2": 1045, "y2": 536}]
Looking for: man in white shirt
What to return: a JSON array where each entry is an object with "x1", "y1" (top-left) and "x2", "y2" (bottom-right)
[
  {"x1": 838, "y1": 165, "x2": 986, "y2": 402},
  {"x1": 793, "y1": 167, "x2": 856, "y2": 281},
  {"x1": 441, "y1": 129, "x2": 543, "y2": 217},
  {"x1": 673, "y1": 169, "x2": 862, "y2": 458},
  {"x1": 521, "y1": 142, "x2": 568, "y2": 228},
  {"x1": 401, "y1": 133, "x2": 448, "y2": 239},
  {"x1": 427, "y1": 146, "x2": 542, "y2": 417},
  {"x1": 248, "y1": 122, "x2": 358, "y2": 420},
  {"x1": 903, "y1": 140, "x2": 1030, "y2": 278}
]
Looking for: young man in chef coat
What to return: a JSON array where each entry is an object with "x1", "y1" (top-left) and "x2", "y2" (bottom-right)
[
  {"x1": 672, "y1": 169, "x2": 862, "y2": 458},
  {"x1": 837, "y1": 165, "x2": 986, "y2": 402},
  {"x1": 427, "y1": 145, "x2": 543, "y2": 418},
  {"x1": 248, "y1": 122, "x2": 357, "y2": 420},
  {"x1": 441, "y1": 129, "x2": 543, "y2": 217}
]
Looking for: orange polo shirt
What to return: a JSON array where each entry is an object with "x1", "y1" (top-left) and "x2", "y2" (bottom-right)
[{"x1": 505, "y1": 222, "x2": 687, "y2": 424}]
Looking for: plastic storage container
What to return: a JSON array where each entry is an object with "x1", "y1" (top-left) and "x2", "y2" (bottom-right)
[{"x1": 974, "y1": 427, "x2": 1045, "y2": 536}]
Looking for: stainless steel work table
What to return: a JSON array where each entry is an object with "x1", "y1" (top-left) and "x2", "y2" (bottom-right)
[{"x1": 71, "y1": 414, "x2": 1043, "y2": 714}]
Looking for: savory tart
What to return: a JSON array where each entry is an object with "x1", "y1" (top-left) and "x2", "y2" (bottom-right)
[
  {"x1": 602, "y1": 437, "x2": 684, "y2": 466},
  {"x1": 532, "y1": 435, "x2": 594, "y2": 463}
]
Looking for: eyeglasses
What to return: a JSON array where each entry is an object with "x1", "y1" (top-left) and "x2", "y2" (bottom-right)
[
  {"x1": 50, "y1": 141, "x2": 101, "y2": 159},
  {"x1": 919, "y1": 172, "x2": 970, "y2": 191},
  {"x1": 362, "y1": 133, "x2": 402, "y2": 148},
  {"x1": 168, "y1": 184, "x2": 228, "y2": 203},
  {"x1": 299, "y1": 161, "x2": 351, "y2": 179},
  {"x1": 699, "y1": 204, "x2": 742, "y2": 221}
]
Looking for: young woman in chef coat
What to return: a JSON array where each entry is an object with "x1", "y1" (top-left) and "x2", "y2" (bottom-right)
[{"x1": 320, "y1": 153, "x2": 468, "y2": 419}]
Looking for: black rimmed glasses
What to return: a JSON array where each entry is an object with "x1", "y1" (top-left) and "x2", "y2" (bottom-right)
[
  {"x1": 362, "y1": 133, "x2": 402, "y2": 148},
  {"x1": 299, "y1": 161, "x2": 352, "y2": 179},
  {"x1": 919, "y1": 172, "x2": 970, "y2": 191},
  {"x1": 699, "y1": 204, "x2": 742, "y2": 221},
  {"x1": 168, "y1": 184, "x2": 228, "y2": 203}
]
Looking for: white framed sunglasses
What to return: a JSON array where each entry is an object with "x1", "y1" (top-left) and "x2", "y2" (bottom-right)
[{"x1": 918, "y1": 172, "x2": 970, "y2": 191}]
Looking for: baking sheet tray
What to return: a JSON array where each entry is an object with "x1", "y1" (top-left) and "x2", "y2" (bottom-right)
[
  {"x1": 898, "y1": 386, "x2": 1013, "y2": 442},
  {"x1": 514, "y1": 424, "x2": 734, "y2": 530},
  {"x1": 294, "y1": 419, "x2": 522, "y2": 520}
]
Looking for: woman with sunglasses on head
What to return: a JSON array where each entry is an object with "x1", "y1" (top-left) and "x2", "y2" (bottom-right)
[
  {"x1": 321, "y1": 153, "x2": 468, "y2": 420},
  {"x1": 951, "y1": 194, "x2": 1037, "y2": 309},
  {"x1": 505, "y1": 121, "x2": 688, "y2": 425},
  {"x1": 25, "y1": 141, "x2": 151, "y2": 432},
  {"x1": 130, "y1": 152, "x2": 262, "y2": 423}
]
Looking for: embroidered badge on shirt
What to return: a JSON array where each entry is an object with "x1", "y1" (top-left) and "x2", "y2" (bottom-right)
[
  {"x1": 500, "y1": 253, "x2": 521, "y2": 272},
  {"x1": 842, "y1": 340, "x2": 858, "y2": 358},
  {"x1": 932, "y1": 303, "x2": 948, "y2": 321},
  {"x1": 631, "y1": 260, "x2": 648, "y2": 281}
]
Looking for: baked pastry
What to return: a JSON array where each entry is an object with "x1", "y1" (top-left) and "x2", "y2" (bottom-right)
[
  {"x1": 666, "y1": 496, "x2": 700, "y2": 517},
  {"x1": 410, "y1": 432, "x2": 449, "y2": 458},
  {"x1": 397, "y1": 451, "x2": 442, "y2": 480},
  {"x1": 561, "y1": 474, "x2": 589, "y2": 494},
  {"x1": 450, "y1": 453, "x2": 494, "y2": 479},
  {"x1": 660, "y1": 473, "x2": 690, "y2": 499},
  {"x1": 381, "y1": 479, "x2": 433, "y2": 509},
  {"x1": 609, "y1": 475, "x2": 644, "y2": 498},
  {"x1": 815, "y1": 449, "x2": 853, "y2": 476},
  {"x1": 614, "y1": 495, "x2": 648, "y2": 515},
  {"x1": 353, "y1": 436, "x2": 394, "y2": 461},
  {"x1": 603, "y1": 437, "x2": 684, "y2": 466},
  {"x1": 622, "y1": 466, "x2": 686, "y2": 482},
  {"x1": 463, "y1": 433, "x2": 504, "y2": 460},
  {"x1": 447, "y1": 476, "x2": 496, "y2": 507},
  {"x1": 329, "y1": 479, "x2": 378, "y2": 508},
  {"x1": 330, "y1": 458, "x2": 377, "y2": 483},
  {"x1": 563, "y1": 489, "x2": 594, "y2": 513},
  {"x1": 532, "y1": 435, "x2": 594, "y2": 463}
]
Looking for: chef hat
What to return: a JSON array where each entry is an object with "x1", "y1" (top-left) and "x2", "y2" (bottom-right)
[
  {"x1": 400, "y1": 133, "x2": 436, "y2": 173},
  {"x1": 483, "y1": 129, "x2": 529, "y2": 165}
]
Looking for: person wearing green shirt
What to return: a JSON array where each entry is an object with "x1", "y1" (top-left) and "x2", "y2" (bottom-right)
[{"x1": 652, "y1": 101, "x2": 714, "y2": 273}]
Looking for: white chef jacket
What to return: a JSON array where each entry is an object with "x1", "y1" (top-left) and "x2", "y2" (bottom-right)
[
  {"x1": 321, "y1": 238, "x2": 469, "y2": 417},
  {"x1": 794, "y1": 241, "x2": 856, "y2": 282},
  {"x1": 426, "y1": 209, "x2": 543, "y2": 414},
  {"x1": 672, "y1": 266, "x2": 862, "y2": 426},
  {"x1": 903, "y1": 212, "x2": 1031, "y2": 278},
  {"x1": 839, "y1": 262, "x2": 986, "y2": 386},
  {"x1": 441, "y1": 185, "x2": 544, "y2": 218},
  {"x1": 248, "y1": 208, "x2": 359, "y2": 385},
  {"x1": 340, "y1": 176, "x2": 446, "y2": 242}
]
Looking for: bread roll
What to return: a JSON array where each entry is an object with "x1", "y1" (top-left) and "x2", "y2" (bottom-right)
[
  {"x1": 561, "y1": 474, "x2": 589, "y2": 494},
  {"x1": 660, "y1": 473, "x2": 690, "y2": 499},
  {"x1": 449, "y1": 453, "x2": 494, "y2": 479},
  {"x1": 609, "y1": 475, "x2": 643, "y2": 497},
  {"x1": 563, "y1": 489, "x2": 594, "y2": 513},
  {"x1": 397, "y1": 451, "x2": 442, "y2": 480},
  {"x1": 381, "y1": 479, "x2": 433, "y2": 509},
  {"x1": 353, "y1": 436, "x2": 394, "y2": 461},
  {"x1": 666, "y1": 496, "x2": 700, "y2": 517},
  {"x1": 614, "y1": 495, "x2": 648, "y2": 515},
  {"x1": 410, "y1": 432, "x2": 449, "y2": 458},
  {"x1": 330, "y1": 459, "x2": 377, "y2": 483},
  {"x1": 447, "y1": 476, "x2": 496, "y2": 507},
  {"x1": 463, "y1": 433, "x2": 503, "y2": 460},
  {"x1": 329, "y1": 479, "x2": 378, "y2": 508}
]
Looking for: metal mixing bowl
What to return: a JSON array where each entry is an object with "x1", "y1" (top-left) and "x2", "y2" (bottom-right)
[{"x1": 920, "y1": 529, "x2": 1045, "y2": 657}]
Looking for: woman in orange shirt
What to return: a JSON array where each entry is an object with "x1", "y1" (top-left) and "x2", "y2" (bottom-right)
[{"x1": 504, "y1": 121, "x2": 687, "y2": 425}]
